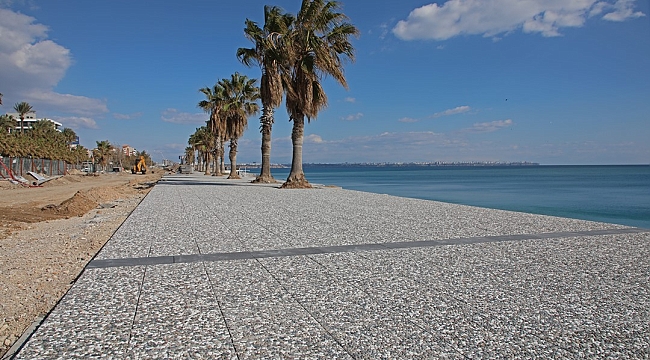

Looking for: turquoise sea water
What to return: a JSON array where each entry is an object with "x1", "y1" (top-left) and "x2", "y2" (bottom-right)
[{"x1": 267, "y1": 165, "x2": 650, "y2": 229}]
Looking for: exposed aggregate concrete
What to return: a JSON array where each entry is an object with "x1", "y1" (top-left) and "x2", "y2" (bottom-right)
[{"x1": 14, "y1": 173, "x2": 649, "y2": 359}]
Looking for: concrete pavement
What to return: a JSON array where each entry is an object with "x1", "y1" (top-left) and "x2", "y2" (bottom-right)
[{"x1": 13, "y1": 173, "x2": 650, "y2": 359}]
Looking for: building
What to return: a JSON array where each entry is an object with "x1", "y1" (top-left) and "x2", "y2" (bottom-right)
[
  {"x1": 122, "y1": 145, "x2": 137, "y2": 157},
  {"x1": 5, "y1": 112, "x2": 62, "y2": 132}
]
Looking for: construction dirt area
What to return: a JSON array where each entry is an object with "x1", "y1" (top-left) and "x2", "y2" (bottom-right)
[{"x1": 0, "y1": 170, "x2": 163, "y2": 357}]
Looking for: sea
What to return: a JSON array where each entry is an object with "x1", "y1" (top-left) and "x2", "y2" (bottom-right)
[{"x1": 264, "y1": 165, "x2": 650, "y2": 229}]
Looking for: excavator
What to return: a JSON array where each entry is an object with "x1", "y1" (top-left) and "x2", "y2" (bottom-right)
[{"x1": 131, "y1": 155, "x2": 147, "y2": 174}]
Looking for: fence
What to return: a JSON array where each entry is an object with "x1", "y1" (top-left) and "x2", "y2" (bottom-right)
[{"x1": 0, "y1": 156, "x2": 69, "y2": 179}]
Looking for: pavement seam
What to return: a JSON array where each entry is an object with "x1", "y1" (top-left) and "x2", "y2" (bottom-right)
[
  {"x1": 126, "y1": 265, "x2": 148, "y2": 356},
  {"x1": 252, "y1": 256, "x2": 357, "y2": 359},
  {"x1": 201, "y1": 261, "x2": 241, "y2": 360}
]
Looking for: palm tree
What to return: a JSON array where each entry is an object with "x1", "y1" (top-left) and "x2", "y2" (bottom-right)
[
  {"x1": 198, "y1": 84, "x2": 226, "y2": 176},
  {"x1": 61, "y1": 128, "x2": 77, "y2": 146},
  {"x1": 0, "y1": 114, "x2": 17, "y2": 134},
  {"x1": 30, "y1": 119, "x2": 57, "y2": 137},
  {"x1": 282, "y1": 0, "x2": 358, "y2": 188},
  {"x1": 189, "y1": 126, "x2": 212, "y2": 174},
  {"x1": 219, "y1": 73, "x2": 260, "y2": 179},
  {"x1": 184, "y1": 146, "x2": 194, "y2": 165},
  {"x1": 13, "y1": 102, "x2": 34, "y2": 134},
  {"x1": 238, "y1": 6, "x2": 294, "y2": 183},
  {"x1": 94, "y1": 140, "x2": 113, "y2": 171}
]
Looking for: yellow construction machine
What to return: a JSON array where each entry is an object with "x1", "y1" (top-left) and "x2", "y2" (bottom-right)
[{"x1": 131, "y1": 156, "x2": 147, "y2": 174}]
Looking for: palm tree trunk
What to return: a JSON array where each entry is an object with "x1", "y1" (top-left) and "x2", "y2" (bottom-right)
[
  {"x1": 20, "y1": 116, "x2": 24, "y2": 134},
  {"x1": 215, "y1": 138, "x2": 223, "y2": 175},
  {"x1": 220, "y1": 137, "x2": 226, "y2": 174},
  {"x1": 254, "y1": 106, "x2": 275, "y2": 183},
  {"x1": 204, "y1": 151, "x2": 211, "y2": 175},
  {"x1": 282, "y1": 116, "x2": 311, "y2": 188},
  {"x1": 227, "y1": 138, "x2": 240, "y2": 179}
]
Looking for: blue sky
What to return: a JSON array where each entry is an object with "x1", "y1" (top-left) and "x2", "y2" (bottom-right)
[{"x1": 1, "y1": 0, "x2": 648, "y2": 165}]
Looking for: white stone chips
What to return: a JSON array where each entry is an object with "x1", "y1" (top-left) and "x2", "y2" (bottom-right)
[{"x1": 15, "y1": 173, "x2": 649, "y2": 359}]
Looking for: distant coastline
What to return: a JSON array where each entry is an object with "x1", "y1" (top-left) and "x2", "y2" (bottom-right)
[{"x1": 240, "y1": 161, "x2": 540, "y2": 168}]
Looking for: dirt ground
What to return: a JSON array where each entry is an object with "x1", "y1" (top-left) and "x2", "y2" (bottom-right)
[{"x1": 0, "y1": 170, "x2": 163, "y2": 357}]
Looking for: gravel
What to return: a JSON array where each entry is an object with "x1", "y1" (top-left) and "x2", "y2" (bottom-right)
[{"x1": 14, "y1": 173, "x2": 649, "y2": 359}]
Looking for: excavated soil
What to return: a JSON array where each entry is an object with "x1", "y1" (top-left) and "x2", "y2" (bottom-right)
[{"x1": 0, "y1": 171, "x2": 162, "y2": 357}]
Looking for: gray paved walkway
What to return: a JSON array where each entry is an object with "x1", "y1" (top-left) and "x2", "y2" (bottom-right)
[{"x1": 13, "y1": 173, "x2": 650, "y2": 359}]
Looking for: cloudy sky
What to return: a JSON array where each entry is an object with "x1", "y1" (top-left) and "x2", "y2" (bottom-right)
[{"x1": 1, "y1": 0, "x2": 648, "y2": 164}]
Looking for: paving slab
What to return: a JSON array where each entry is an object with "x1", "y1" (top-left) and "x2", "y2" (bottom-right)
[{"x1": 13, "y1": 173, "x2": 650, "y2": 359}]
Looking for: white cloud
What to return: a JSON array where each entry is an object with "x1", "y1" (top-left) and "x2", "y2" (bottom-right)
[
  {"x1": 398, "y1": 117, "x2": 419, "y2": 123},
  {"x1": 160, "y1": 108, "x2": 207, "y2": 124},
  {"x1": 23, "y1": 89, "x2": 108, "y2": 116},
  {"x1": 305, "y1": 134, "x2": 325, "y2": 144},
  {"x1": 0, "y1": 8, "x2": 107, "y2": 115},
  {"x1": 162, "y1": 143, "x2": 186, "y2": 150},
  {"x1": 53, "y1": 116, "x2": 98, "y2": 130},
  {"x1": 342, "y1": 112, "x2": 364, "y2": 121},
  {"x1": 344, "y1": 97, "x2": 356, "y2": 103},
  {"x1": 113, "y1": 112, "x2": 143, "y2": 120},
  {"x1": 463, "y1": 119, "x2": 513, "y2": 133},
  {"x1": 602, "y1": 0, "x2": 645, "y2": 21},
  {"x1": 393, "y1": 0, "x2": 645, "y2": 41},
  {"x1": 431, "y1": 105, "x2": 471, "y2": 118}
]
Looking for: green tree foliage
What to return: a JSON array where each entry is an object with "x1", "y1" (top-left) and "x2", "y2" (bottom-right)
[
  {"x1": 93, "y1": 140, "x2": 113, "y2": 171},
  {"x1": 0, "y1": 114, "x2": 17, "y2": 134},
  {"x1": 0, "y1": 124, "x2": 87, "y2": 164}
]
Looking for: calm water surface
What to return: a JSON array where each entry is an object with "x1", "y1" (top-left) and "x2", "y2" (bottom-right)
[{"x1": 268, "y1": 165, "x2": 650, "y2": 228}]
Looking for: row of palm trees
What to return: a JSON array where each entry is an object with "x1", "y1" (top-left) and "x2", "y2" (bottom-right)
[
  {"x1": 0, "y1": 115, "x2": 87, "y2": 164},
  {"x1": 193, "y1": 72, "x2": 260, "y2": 179},
  {"x1": 189, "y1": 0, "x2": 358, "y2": 188},
  {"x1": 0, "y1": 99, "x2": 153, "y2": 171}
]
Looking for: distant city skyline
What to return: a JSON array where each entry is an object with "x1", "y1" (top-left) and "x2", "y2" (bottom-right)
[{"x1": 1, "y1": 0, "x2": 648, "y2": 165}]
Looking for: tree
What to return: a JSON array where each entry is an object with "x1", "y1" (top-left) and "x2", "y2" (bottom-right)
[
  {"x1": 219, "y1": 72, "x2": 259, "y2": 179},
  {"x1": 238, "y1": 6, "x2": 294, "y2": 183},
  {"x1": 282, "y1": 0, "x2": 358, "y2": 188},
  {"x1": 30, "y1": 119, "x2": 57, "y2": 138},
  {"x1": 198, "y1": 84, "x2": 226, "y2": 175},
  {"x1": 13, "y1": 102, "x2": 34, "y2": 134},
  {"x1": 93, "y1": 140, "x2": 113, "y2": 171},
  {"x1": 189, "y1": 126, "x2": 212, "y2": 174},
  {"x1": 61, "y1": 128, "x2": 77, "y2": 145},
  {"x1": 0, "y1": 114, "x2": 16, "y2": 134},
  {"x1": 184, "y1": 146, "x2": 194, "y2": 165}
]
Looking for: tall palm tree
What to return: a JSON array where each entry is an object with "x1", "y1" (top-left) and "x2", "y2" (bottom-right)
[
  {"x1": 219, "y1": 73, "x2": 260, "y2": 179},
  {"x1": 13, "y1": 102, "x2": 34, "y2": 134},
  {"x1": 198, "y1": 84, "x2": 226, "y2": 176},
  {"x1": 282, "y1": 0, "x2": 358, "y2": 188},
  {"x1": 238, "y1": 6, "x2": 294, "y2": 183}
]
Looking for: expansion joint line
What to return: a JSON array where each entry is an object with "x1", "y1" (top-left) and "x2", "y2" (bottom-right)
[
  {"x1": 202, "y1": 262, "x2": 241, "y2": 360},
  {"x1": 126, "y1": 265, "x2": 148, "y2": 352},
  {"x1": 253, "y1": 257, "x2": 358, "y2": 359}
]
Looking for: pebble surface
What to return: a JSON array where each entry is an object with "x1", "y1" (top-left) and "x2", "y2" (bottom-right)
[{"x1": 14, "y1": 173, "x2": 649, "y2": 359}]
